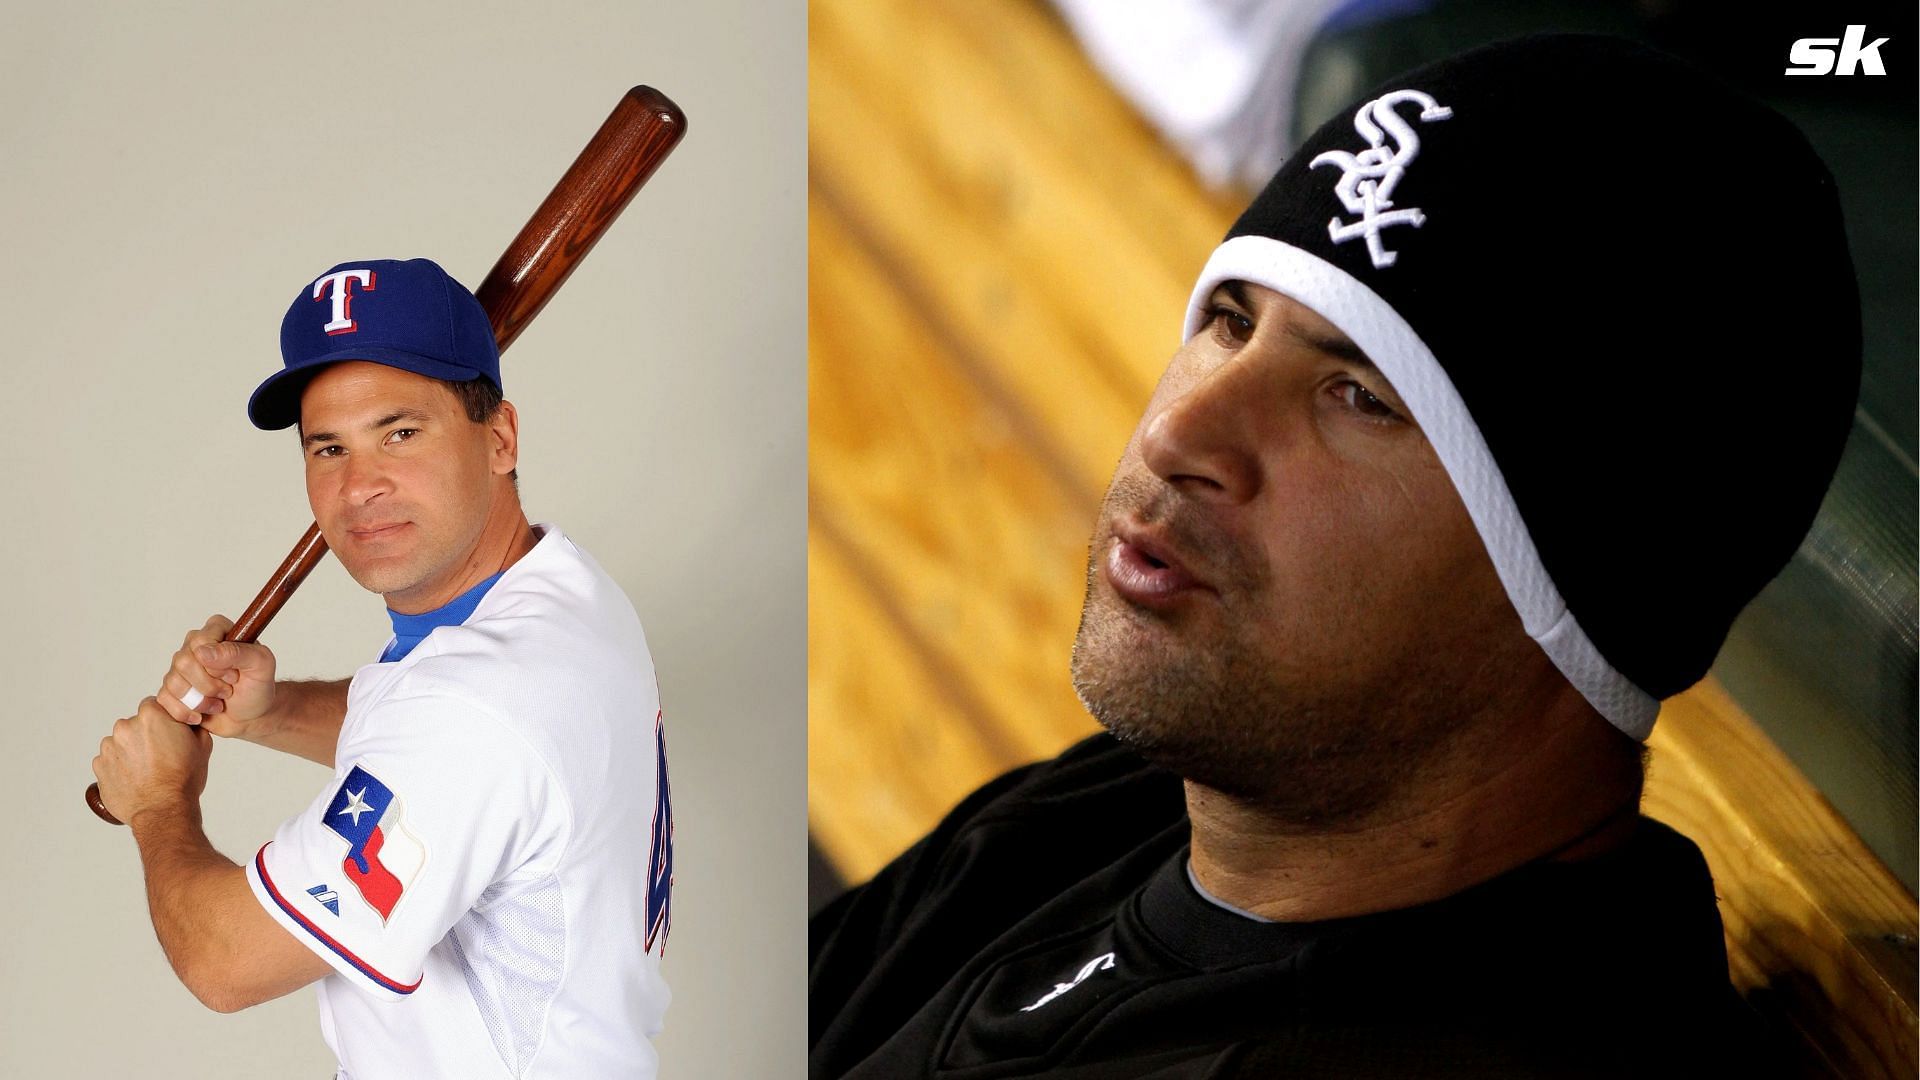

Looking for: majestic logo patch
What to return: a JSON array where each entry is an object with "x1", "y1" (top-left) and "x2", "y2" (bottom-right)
[
  {"x1": 312, "y1": 268, "x2": 376, "y2": 335},
  {"x1": 307, "y1": 884, "x2": 341, "y2": 916},
  {"x1": 322, "y1": 765, "x2": 426, "y2": 923},
  {"x1": 1309, "y1": 89, "x2": 1453, "y2": 269},
  {"x1": 1020, "y1": 952, "x2": 1117, "y2": 1013}
]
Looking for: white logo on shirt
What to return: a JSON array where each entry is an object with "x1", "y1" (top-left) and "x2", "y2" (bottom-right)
[
  {"x1": 1309, "y1": 89, "x2": 1453, "y2": 269},
  {"x1": 1019, "y1": 951, "x2": 1117, "y2": 1013}
]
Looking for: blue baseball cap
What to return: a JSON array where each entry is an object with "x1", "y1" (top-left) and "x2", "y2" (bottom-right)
[{"x1": 248, "y1": 258, "x2": 502, "y2": 430}]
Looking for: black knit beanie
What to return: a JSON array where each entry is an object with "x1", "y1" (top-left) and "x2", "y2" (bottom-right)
[{"x1": 1182, "y1": 34, "x2": 1861, "y2": 739}]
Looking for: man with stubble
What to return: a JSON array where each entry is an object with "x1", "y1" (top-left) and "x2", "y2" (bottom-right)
[
  {"x1": 1073, "y1": 283, "x2": 1645, "y2": 913},
  {"x1": 812, "y1": 34, "x2": 1856, "y2": 1079}
]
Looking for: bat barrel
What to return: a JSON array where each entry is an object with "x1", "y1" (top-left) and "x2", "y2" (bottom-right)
[{"x1": 477, "y1": 86, "x2": 688, "y2": 354}]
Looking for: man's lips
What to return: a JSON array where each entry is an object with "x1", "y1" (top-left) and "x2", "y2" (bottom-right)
[
  {"x1": 346, "y1": 522, "x2": 411, "y2": 542},
  {"x1": 1102, "y1": 523, "x2": 1210, "y2": 607}
]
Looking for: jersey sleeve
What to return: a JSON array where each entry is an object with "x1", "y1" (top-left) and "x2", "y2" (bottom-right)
[{"x1": 245, "y1": 694, "x2": 565, "y2": 1001}]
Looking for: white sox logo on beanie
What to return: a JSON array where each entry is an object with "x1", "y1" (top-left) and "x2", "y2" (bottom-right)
[
  {"x1": 1184, "y1": 35, "x2": 1863, "y2": 740},
  {"x1": 1308, "y1": 90, "x2": 1452, "y2": 269},
  {"x1": 312, "y1": 268, "x2": 377, "y2": 335}
]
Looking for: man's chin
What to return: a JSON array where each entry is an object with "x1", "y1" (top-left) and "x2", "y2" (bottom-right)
[
  {"x1": 336, "y1": 557, "x2": 425, "y2": 600},
  {"x1": 1072, "y1": 618, "x2": 1407, "y2": 822},
  {"x1": 1091, "y1": 706, "x2": 1403, "y2": 823},
  {"x1": 1071, "y1": 617, "x2": 1237, "y2": 788},
  {"x1": 1086, "y1": 717, "x2": 1282, "y2": 811},
  {"x1": 1074, "y1": 590, "x2": 1287, "y2": 804}
]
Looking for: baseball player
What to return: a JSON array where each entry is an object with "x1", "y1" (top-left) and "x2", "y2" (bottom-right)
[
  {"x1": 810, "y1": 35, "x2": 1857, "y2": 1078},
  {"x1": 91, "y1": 258, "x2": 673, "y2": 1078}
]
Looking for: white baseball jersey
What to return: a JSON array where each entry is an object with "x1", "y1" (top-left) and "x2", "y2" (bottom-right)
[{"x1": 245, "y1": 524, "x2": 672, "y2": 1079}]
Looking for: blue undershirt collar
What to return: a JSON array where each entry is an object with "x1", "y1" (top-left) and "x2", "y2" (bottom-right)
[{"x1": 379, "y1": 571, "x2": 505, "y2": 663}]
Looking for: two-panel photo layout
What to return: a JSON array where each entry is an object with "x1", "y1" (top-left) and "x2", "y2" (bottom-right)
[{"x1": 3, "y1": 2, "x2": 1915, "y2": 1077}]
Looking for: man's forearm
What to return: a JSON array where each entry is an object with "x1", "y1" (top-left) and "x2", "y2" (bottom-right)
[
  {"x1": 248, "y1": 679, "x2": 349, "y2": 767},
  {"x1": 130, "y1": 802, "x2": 251, "y2": 1011},
  {"x1": 128, "y1": 801, "x2": 331, "y2": 1012}
]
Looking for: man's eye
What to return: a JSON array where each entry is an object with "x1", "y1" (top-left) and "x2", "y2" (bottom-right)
[
  {"x1": 1207, "y1": 306, "x2": 1254, "y2": 345},
  {"x1": 387, "y1": 428, "x2": 419, "y2": 444},
  {"x1": 312, "y1": 445, "x2": 342, "y2": 458},
  {"x1": 1335, "y1": 380, "x2": 1401, "y2": 421}
]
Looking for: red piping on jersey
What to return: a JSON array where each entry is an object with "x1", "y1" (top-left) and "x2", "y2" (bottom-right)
[{"x1": 253, "y1": 843, "x2": 423, "y2": 995}]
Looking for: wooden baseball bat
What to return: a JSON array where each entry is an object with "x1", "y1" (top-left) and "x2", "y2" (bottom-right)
[{"x1": 88, "y1": 85, "x2": 687, "y2": 825}]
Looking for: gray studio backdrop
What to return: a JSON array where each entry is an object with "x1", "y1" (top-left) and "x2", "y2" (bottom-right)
[{"x1": 0, "y1": 2, "x2": 803, "y2": 1076}]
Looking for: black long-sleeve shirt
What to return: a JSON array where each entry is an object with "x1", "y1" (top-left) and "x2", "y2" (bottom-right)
[{"x1": 811, "y1": 734, "x2": 1781, "y2": 1078}]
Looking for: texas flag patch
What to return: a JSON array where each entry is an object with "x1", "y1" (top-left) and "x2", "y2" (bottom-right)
[{"x1": 323, "y1": 766, "x2": 426, "y2": 923}]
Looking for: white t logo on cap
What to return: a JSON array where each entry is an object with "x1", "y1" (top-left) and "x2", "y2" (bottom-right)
[{"x1": 312, "y1": 268, "x2": 377, "y2": 335}]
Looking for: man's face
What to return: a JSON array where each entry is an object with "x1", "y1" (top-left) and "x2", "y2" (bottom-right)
[
  {"x1": 1070, "y1": 282, "x2": 1536, "y2": 822},
  {"x1": 299, "y1": 362, "x2": 510, "y2": 612}
]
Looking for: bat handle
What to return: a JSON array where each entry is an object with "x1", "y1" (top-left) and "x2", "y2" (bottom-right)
[
  {"x1": 86, "y1": 681, "x2": 208, "y2": 827},
  {"x1": 86, "y1": 682, "x2": 211, "y2": 826},
  {"x1": 86, "y1": 784, "x2": 122, "y2": 826},
  {"x1": 86, "y1": 649, "x2": 234, "y2": 827},
  {"x1": 87, "y1": 526, "x2": 329, "y2": 827}
]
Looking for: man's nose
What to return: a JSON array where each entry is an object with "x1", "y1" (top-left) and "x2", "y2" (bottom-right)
[
  {"x1": 339, "y1": 452, "x2": 392, "y2": 505},
  {"x1": 1138, "y1": 355, "x2": 1265, "y2": 505}
]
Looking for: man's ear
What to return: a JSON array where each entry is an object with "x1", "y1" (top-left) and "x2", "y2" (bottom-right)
[{"x1": 488, "y1": 400, "x2": 521, "y2": 476}]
